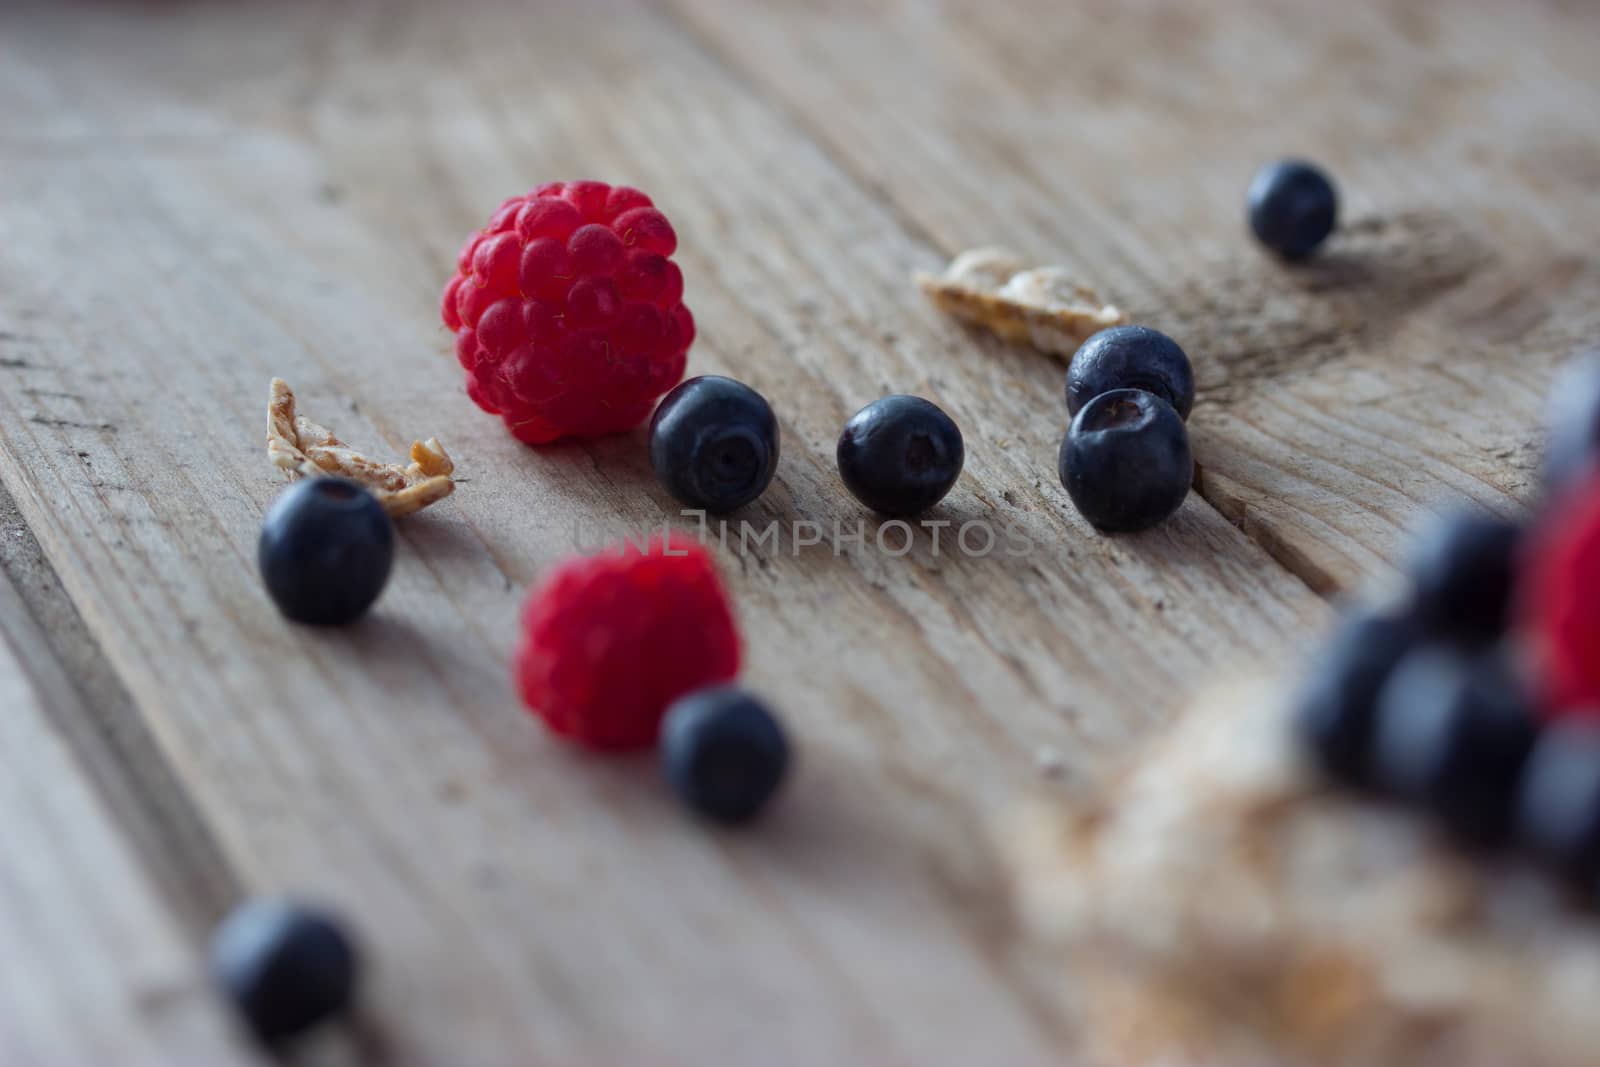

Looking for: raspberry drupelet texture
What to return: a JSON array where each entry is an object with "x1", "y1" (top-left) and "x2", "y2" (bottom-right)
[
  {"x1": 514, "y1": 533, "x2": 740, "y2": 750},
  {"x1": 442, "y1": 181, "x2": 694, "y2": 444},
  {"x1": 1522, "y1": 471, "x2": 1600, "y2": 720}
]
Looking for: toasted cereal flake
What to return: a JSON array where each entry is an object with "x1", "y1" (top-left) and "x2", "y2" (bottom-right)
[
  {"x1": 267, "y1": 378, "x2": 454, "y2": 518},
  {"x1": 915, "y1": 248, "x2": 1128, "y2": 358}
]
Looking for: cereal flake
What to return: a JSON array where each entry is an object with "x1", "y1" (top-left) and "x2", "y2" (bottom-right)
[
  {"x1": 916, "y1": 248, "x2": 1128, "y2": 358},
  {"x1": 266, "y1": 378, "x2": 454, "y2": 518}
]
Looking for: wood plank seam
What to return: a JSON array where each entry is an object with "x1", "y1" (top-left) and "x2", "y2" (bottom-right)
[{"x1": 0, "y1": 481, "x2": 243, "y2": 939}]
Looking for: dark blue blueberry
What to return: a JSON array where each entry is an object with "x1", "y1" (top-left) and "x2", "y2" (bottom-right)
[
  {"x1": 648, "y1": 375, "x2": 780, "y2": 513},
  {"x1": 1058, "y1": 388, "x2": 1192, "y2": 532},
  {"x1": 1247, "y1": 159, "x2": 1339, "y2": 261},
  {"x1": 1373, "y1": 645, "x2": 1538, "y2": 847},
  {"x1": 1542, "y1": 350, "x2": 1600, "y2": 494},
  {"x1": 1516, "y1": 721, "x2": 1600, "y2": 882},
  {"x1": 1404, "y1": 509, "x2": 1522, "y2": 646},
  {"x1": 210, "y1": 899, "x2": 359, "y2": 1045},
  {"x1": 1294, "y1": 607, "x2": 1422, "y2": 787},
  {"x1": 1065, "y1": 325, "x2": 1195, "y2": 422},
  {"x1": 258, "y1": 478, "x2": 394, "y2": 625},
  {"x1": 662, "y1": 686, "x2": 790, "y2": 825},
  {"x1": 837, "y1": 395, "x2": 964, "y2": 517}
]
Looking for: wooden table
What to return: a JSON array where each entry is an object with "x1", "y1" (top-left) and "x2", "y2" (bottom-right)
[{"x1": 2, "y1": 1, "x2": 1596, "y2": 1062}]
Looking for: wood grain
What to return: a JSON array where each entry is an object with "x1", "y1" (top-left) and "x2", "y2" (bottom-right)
[
  {"x1": 0, "y1": 0, "x2": 1590, "y2": 1061},
  {"x1": 0, "y1": 564, "x2": 247, "y2": 1066},
  {"x1": 0, "y1": 1, "x2": 1333, "y2": 1060},
  {"x1": 672, "y1": 0, "x2": 1600, "y2": 592}
]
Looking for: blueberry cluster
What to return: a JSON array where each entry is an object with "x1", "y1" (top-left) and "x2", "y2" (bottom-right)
[
  {"x1": 644, "y1": 160, "x2": 1346, "y2": 535},
  {"x1": 1297, "y1": 356, "x2": 1600, "y2": 878},
  {"x1": 1295, "y1": 510, "x2": 1549, "y2": 850},
  {"x1": 1058, "y1": 326, "x2": 1196, "y2": 532},
  {"x1": 650, "y1": 343, "x2": 1206, "y2": 534},
  {"x1": 1050, "y1": 158, "x2": 1344, "y2": 532}
]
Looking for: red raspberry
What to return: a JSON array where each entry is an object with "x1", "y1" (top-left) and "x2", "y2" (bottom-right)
[
  {"x1": 514, "y1": 533, "x2": 740, "y2": 749},
  {"x1": 442, "y1": 181, "x2": 693, "y2": 445},
  {"x1": 1522, "y1": 470, "x2": 1600, "y2": 719}
]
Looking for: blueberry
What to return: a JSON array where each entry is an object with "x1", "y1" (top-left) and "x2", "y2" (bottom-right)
[
  {"x1": 1065, "y1": 325, "x2": 1195, "y2": 422},
  {"x1": 649, "y1": 375, "x2": 780, "y2": 513},
  {"x1": 1404, "y1": 509, "x2": 1522, "y2": 645},
  {"x1": 258, "y1": 478, "x2": 394, "y2": 625},
  {"x1": 1247, "y1": 159, "x2": 1339, "y2": 261},
  {"x1": 662, "y1": 686, "x2": 790, "y2": 824},
  {"x1": 210, "y1": 899, "x2": 359, "y2": 1044},
  {"x1": 1058, "y1": 389, "x2": 1192, "y2": 532},
  {"x1": 837, "y1": 395, "x2": 964, "y2": 517},
  {"x1": 1373, "y1": 645, "x2": 1538, "y2": 846},
  {"x1": 1517, "y1": 721, "x2": 1600, "y2": 882},
  {"x1": 1543, "y1": 349, "x2": 1600, "y2": 494},
  {"x1": 1294, "y1": 607, "x2": 1421, "y2": 787}
]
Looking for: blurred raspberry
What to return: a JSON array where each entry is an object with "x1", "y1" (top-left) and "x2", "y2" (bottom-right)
[
  {"x1": 1522, "y1": 470, "x2": 1600, "y2": 719},
  {"x1": 514, "y1": 533, "x2": 740, "y2": 750},
  {"x1": 442, "y1": 181, "x2": 693, "y2": 444}
]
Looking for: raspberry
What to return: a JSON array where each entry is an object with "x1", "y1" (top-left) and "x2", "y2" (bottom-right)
[
  {"x1": 442, "y1": 181, "x2": 694, "y2": 444},
  {"x1": 1522, "y1": 470, "x2": 1600, "y2": 719},
  {"x1": 514, "y1": 533, "x2": 740, "y2": 749}
]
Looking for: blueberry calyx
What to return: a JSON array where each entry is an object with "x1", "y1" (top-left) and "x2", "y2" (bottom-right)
[
  {"x1": 1059, "y1": 388, "x2": 1192, "y2": 532},
  {"x1": 649, "y1": 375, "x2": 780, "y2": 514},
  {"x1": 836, "y1": 395, "x2": 964, "y2": 518}
]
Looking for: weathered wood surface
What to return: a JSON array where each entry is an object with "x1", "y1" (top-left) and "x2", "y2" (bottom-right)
[
  {"x1": 0, "y1": 0, "x2": 1592, "y2": 1062},
  {"x1": 0, "y1": 561, "x2": 246, "y2": 1064},
  {"x1": 675, "y1": 0, "x2": 1600, "y2": 592}
]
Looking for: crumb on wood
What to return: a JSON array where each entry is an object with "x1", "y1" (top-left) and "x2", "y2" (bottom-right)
[
  {"x1": 266, "y1": 378, "x2": 455, "y2": 518},
  {"x1": 916, "y1": 248, "x2": 1128, "y2": 359}
]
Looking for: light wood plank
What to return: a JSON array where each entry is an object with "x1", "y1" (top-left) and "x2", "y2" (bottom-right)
[
  {"x1": 0, "y1": 567, "x2": 248, "y2": 1066},
  {"x1": 0, "y1": 0, "x2": 1329, "y2": 1060},
  {"x1": 672, "y1": 0, "x2": 1600, "y2": 592}
]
